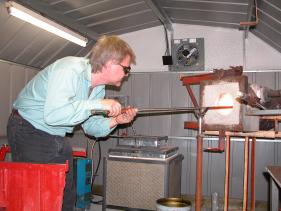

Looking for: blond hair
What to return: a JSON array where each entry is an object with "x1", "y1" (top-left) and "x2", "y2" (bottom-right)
[{"x1": 89, "y1": 35, "x2": 136, "y2": 72}]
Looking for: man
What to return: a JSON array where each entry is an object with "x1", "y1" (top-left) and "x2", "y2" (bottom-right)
[{"x1": 7, "y1": 35, "x2": 137, "y2": 211}]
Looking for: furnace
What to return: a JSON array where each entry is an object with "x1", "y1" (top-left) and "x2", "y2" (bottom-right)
[{"x1": 200, "y1": 75, "x2": 260, "y2": 132}]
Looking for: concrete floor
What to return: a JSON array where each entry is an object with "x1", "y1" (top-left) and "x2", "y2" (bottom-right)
[
  {"x1": 90, "y1": 204, "x2": 119, "y2": 211},
  {"x1": 75, "y1": 195, "x2": 119, "y2": 211}
]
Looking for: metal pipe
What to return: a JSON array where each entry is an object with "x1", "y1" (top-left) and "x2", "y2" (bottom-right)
[
  {"x1": 91, "y1": 106, "x2": 232, "y2": 116},
  {"x1": 250, "y1": 137, "x2": 256, "y2": 211},
  {"x1": 175, "y1": 136, "x2": 281, "y2": 142},
  {"x1": 224, "y1": 135, "x2": 231, "y2": 211},
  {"x1": 198, "y1": 114, "x2": 202, "y2": 135},
  {"x1": 110, "y1": 135, "x2": 281, "y2": 143},
  {"x1": 137, "y1": 106, "x2": 231, "y2": 114},
  {"x1": 243, "y1": 136, "x2": 250, "y2": 211},
  {"x1": 195, "y1": 134, "x2": 203, "y2": 211}
]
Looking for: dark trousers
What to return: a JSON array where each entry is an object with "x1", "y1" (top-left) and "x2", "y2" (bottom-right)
[{"x1": 7, "y1": 112, "x2": 76, "y2": 211}]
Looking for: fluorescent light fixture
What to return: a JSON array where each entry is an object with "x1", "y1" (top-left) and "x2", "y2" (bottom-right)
[{"x1": 6, "y1": 1, "x2": 88, "y2": 47}]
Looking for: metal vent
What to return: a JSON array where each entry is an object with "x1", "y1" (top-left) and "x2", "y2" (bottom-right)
[{"x1": 171, "y1": 38, "x2": 204, "y2": 71}]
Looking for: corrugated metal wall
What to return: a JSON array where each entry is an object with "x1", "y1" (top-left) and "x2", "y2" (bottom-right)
[
  {"x1": 106, "y1": 71, "x2": 281, "y2": 201},
  {"x1": 0, "y1": 61, "x2": 38, "y2": 136},
  {"x1": 1, "y1": 61, "x2": 281, "y2": 201}
]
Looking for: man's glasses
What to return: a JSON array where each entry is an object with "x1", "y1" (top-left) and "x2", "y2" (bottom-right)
[{"x1": 118, "y1": 64, "x2": 131, "y2": 75}]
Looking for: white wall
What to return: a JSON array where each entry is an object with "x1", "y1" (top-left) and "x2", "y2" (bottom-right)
[
  {"x1": 120, "y1": 24, "x2": 281, "y2": 72},
  {"x1": 246, "y1": 33, "x2": 281, "y2": 70}
]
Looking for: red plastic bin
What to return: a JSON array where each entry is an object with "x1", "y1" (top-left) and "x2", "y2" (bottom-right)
[
  {"x1": 0, "y1": 159, "x2": 68, "y2": 211},
  {"x1": 0, "y1": 145, "x2": 10, "y2": 161}
]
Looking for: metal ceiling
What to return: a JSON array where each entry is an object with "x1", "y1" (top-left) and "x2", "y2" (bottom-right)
[{"x1": 0, "y1": 0, "x2": 280, "y2": 69}]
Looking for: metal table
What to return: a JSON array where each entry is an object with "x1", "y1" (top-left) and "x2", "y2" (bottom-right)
[{"x1": 266, "y1": 166, "x2": 281, "y2": 211}]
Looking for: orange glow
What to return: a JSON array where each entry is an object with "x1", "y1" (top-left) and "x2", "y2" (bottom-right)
[{"x1": 216, "y1": 93, "x2": 234, "y2": 115}]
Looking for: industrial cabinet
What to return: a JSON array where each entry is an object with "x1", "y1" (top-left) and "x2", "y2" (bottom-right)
[{"x1": 103, "y1": 154, "x2": 183, "y2": 211}]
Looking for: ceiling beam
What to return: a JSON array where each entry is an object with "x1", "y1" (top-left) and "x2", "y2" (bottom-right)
[
  {"x1": 17, "y1": 0, "x2": 100, "y2": 41},
  {"x1": 144, "y1": 0, "x2": 173, "y2": 31}
]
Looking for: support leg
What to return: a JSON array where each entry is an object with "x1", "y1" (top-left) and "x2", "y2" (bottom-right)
[
  {"x1": 243, "y1": 137, "x2": 249, "y2": 211},
  {"x1": 250, "y1": 137, "x2": 256, "y2": 211},
  {"x1": 195, "y1": 135, "x2": 203, "y2": 211},
  {"x1": 224, "y1": 135, "x2": 231, "y2": 211}
]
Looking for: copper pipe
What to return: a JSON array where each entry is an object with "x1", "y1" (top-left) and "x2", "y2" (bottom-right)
[
  {"x1": 181, "y1": 72, "x2": 216, "y2": 85},
  {"x1": 224, "y1": 135, "x2": 231, "y2": 211},
  {"x1": 184, "y1": 121, "x2": 199, "y2": 129},
  {"x1": 251, "y1": 137, "x2": 256, "y2": 211},
  {"x1": 195, "y1": 134, "x2": 203, "y2": 211},
  {"x1": 240, "y1": 0, "x2": 259, "y2": 27},
  {"x1": 243, "y1": 136, "x2": 250, "y2": 211}
]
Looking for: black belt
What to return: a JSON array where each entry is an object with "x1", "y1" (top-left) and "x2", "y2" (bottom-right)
[{"x1": 12, "y1": 109, "x2": 21, "y2": 117}]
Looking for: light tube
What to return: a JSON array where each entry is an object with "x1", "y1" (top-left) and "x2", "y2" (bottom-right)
[{"x1": 6, "y1": 1, "x2": 88, "y2": 47}]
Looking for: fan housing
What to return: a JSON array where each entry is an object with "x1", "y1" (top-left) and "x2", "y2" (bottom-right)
[{"x1": 171, "y1": 38, "x2": 204, "y2": 71}]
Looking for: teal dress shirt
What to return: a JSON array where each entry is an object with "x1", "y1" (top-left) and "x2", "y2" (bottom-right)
[{"x1": 13, "y1": 56, "x2": 115, "y2": 137}]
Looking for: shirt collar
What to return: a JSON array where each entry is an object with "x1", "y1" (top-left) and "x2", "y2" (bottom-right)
[
  {"x1": 85, "y1": 59, "x2": 92, "y2": 82},
  {"x1": 84, "y1": 59, "x2": 105, "y2": 92}
]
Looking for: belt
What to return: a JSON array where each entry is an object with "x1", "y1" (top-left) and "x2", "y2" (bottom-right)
[{"x1": 12, "y1": 109, "x2": 20, "y2": 117}]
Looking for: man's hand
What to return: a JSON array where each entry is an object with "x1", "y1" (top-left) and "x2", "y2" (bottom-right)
[
  {"x1": 100, "y1": 99, "x2": 122, "y2": 117},
  {"x1": 110, "y1": 106, "x2": 137, "y2": 128}
]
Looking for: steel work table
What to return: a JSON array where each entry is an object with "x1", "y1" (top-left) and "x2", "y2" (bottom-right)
[{"x1": 266, "y1": 166, "x2": 281, "y2": 211}]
